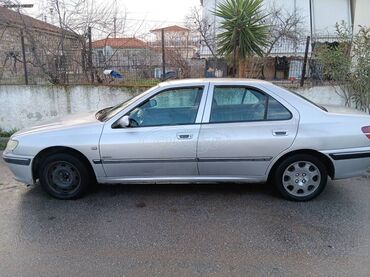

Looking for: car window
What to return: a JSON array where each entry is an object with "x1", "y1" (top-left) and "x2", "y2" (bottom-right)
[
  {"x1": 210, "y1": 86, "x2": 292, "y2": 123},
  {"x1": 212, "y1": 87, "x2": 263, "y2": 105},
  {"x1": 210, "y1": 87, "x2": 267, "y2": 123},
  {"x1": 127, "y1": 87, "x2": 203, "y2": 127},
  {"x1": 267, "y1": 97, "x2": 292, "y2": 120}
]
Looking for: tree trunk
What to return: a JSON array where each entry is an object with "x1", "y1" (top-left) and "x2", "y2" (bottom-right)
[
  {"x1": 238, "y1": 58, "x2": 246, "y2": 78},
  {"x1": 232, "y1": 46, "x2": 237, "y2": 78}
]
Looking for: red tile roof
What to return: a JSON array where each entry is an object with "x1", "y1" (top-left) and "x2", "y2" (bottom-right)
[
  {"x1": 0, "y1": 6, "x2": 77, "y2": 37},
  {"x1": 92, "y1": 37, "x2": 147, "y2": 49},
  {"x1": 150, "y1": 25, "x2": 189, "y2": 33}
]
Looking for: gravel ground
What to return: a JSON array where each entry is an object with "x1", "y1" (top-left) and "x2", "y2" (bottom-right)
[{"x1": 0, "y1": 152, "x2": 370, "y2": 276}]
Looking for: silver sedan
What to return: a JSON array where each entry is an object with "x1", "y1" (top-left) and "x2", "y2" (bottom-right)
[{"x1": 3, "y1": 79, "x2": 370, "y2": 201}]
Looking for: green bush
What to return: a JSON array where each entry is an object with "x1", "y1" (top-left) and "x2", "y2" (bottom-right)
[
  {"x1": 0, "y1": 138, "x2": 8, "y2": 151},
  {"x1": 316, "y1": 22, "x2": 370, "y2": 113},
  {"x1": 0, "y1": 128, "x2": 18, "y2": 138}
]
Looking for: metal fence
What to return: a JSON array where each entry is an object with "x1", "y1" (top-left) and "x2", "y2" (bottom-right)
[{"x1": 0, "y1": 25, "x2": 342, "y2": 88}]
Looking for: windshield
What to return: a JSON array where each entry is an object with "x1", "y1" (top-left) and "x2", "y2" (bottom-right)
[{"x1": 96, "y1": 86, "x2": 159, "y2": 121}]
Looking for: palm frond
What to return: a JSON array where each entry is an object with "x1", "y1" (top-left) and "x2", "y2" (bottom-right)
[{"x1": 214, "y1": 0, "x2": 269, "y2": 59}]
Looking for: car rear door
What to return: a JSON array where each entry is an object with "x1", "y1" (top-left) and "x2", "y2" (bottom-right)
[
  {"x1": 197, "y1": 83, "x2": 299, "y2": 178},
  {"x1": 99, "y1": 83, "x2": 209, "y2": 179}
]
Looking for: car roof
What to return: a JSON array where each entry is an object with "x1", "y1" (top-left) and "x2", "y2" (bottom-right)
[{"x1": 158, "y1": 78, "x2": 270, "y2": 87}]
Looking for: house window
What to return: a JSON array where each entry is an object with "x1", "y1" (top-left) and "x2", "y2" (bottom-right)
[
  {"x1": 55, "y1": 55, "x2": 66, "y2": 72},
  {"x1": 98, "y1": 50, "x2": 105, "y2": 65}
]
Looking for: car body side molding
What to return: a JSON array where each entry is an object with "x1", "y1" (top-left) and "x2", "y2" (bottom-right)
[
  {"x1": 93, "y1": 156, "x2": 273, "y2": 164},
  {"x1": 329, "y1": 151, "x2": 370, "y2": 160}
]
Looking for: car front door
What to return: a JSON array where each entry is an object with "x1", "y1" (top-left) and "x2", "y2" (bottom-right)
[
  {"x1": 99, "y1": 84, "x2": 208, "y2": 180},
  {"x1": 197, "y1": 84, "x2": 299, "y2": 178}
]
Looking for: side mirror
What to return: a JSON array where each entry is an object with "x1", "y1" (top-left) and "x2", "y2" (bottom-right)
[
  {"x1": 116, "y1": 115, "x2": 130, "y2": 128},
  {"x1": 148, "y1": 99, "x2": 157, "y2": 108}
]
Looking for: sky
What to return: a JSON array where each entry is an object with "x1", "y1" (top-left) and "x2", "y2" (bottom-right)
[{"x1": 18, "y1": 0, "x2": 201, "y2": 36}]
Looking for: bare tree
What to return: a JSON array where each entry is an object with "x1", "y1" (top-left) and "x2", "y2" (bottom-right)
[
  {"x1": 51, "y1": 0, "x2": 127, "y2": 39},
  {"x1": 186, "y1": 6, "x2": 217, "y2": 59},
  {"x1": 248, "y1": 4, "x2": 306, "y2": 79},
  {"x1": 0, "y1": 0, "x2": 128, "y2": 84},
  {"x1": 49, "y1": 0, "x2": 129, "y2": 83},
  {"x1": 265, "y1": 3, "x2": 305, "y2": 56},
  {"x1": 165, "y1": 48, "x2": 190, "y2": 78}
]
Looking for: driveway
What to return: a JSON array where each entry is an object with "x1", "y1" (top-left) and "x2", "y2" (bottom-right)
[{"x1": 0, "y1": 152, "x2": 370, "y2": 276}]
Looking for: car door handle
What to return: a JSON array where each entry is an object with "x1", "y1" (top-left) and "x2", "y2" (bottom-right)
[
  {"x1": 273, "y1": 130, "x2": 288, "y2": 136},
  {"x1": 177, "y1": 133, "x2": 192, "y2": 140}
]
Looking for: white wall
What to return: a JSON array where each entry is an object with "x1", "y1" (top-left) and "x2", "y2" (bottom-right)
[
  {"x1": 352, "y1": 0, "x2": 370, "y2": 34},
  {"x1": 0, "y1": 84, "x2": 349, "y2": 131},
  {"x1": 294, "y1": 85, "x2": 346, "y2": 106},
  {"x1": 0, "y1": 85, "x2": 143, "y2": 131},
  {"x1": 311, "y1": 0, "x2": 351, "y2": 35}
]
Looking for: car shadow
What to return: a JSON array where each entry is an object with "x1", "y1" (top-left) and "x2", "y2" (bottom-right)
[
  {"x1": 16, "y1": 179, "x2": 367, "y2": 263},
  {"x1": 90, "y1": 181, "x2": 276, "y2": 198},
  {"x1": 18, "y1": 179, "x2": 353, "y2": 218}
]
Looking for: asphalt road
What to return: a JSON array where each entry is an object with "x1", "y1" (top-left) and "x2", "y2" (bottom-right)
[{"x1": 1, "y1": 154, "x2": 370, "y2": 276}]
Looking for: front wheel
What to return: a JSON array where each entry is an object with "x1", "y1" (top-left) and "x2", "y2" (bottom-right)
[
  {"x1": 39, "y1": 153, "x2": 90, "y2": 199},
  {"x1": 273, "y1": 154, "x2": 328, "y2": 201}
]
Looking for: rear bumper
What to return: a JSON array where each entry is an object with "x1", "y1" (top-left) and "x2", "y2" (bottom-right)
[
  {"x1": 323, "y1": 148, "x2": 370, "y2": 179},
  {"x1": 2, "y1": 153, "x2": 34, "y2": 185}
]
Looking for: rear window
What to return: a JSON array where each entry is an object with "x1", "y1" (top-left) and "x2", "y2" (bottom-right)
[{"x1": 267, "y1": 97, "x2": 292, "y2": 120}]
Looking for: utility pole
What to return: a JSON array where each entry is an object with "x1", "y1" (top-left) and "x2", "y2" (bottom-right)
[
  {"x1": 309, "y1": 0, "x2": 313, "y2": 39},
  {"x1": 20, "y1": 29, "x2": 29, "y2": 85},
  {"x1": 300, "y1": 36, "x2": 310, "y2": 87},
  {"x1": 87, "y1": 26, "x2": 94, "y2": 83},
  {"x1": 232, "y1": 32, "x2": 238, "y2": 78},
  {"x1": 161, "y1": 28, "x2": 166, "y2": 81},
  {"x1": 113, "y1": 0, "x2": 117, "y2": 38},
  {"x1": 113, "y1": 16, "x2": 117, "y2": 38}
]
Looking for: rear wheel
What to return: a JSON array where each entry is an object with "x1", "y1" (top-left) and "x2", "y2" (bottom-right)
[
  {"x1": 39, "y1": 153, "x2": 90, "y2": 199},
  {"x1": 273, "y1": 154, "x2": 328, "y2": 201}
]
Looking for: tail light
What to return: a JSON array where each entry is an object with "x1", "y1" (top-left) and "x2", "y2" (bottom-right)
[{"x1": 361, "y1": 126, "x2": 370, "y2": 139}]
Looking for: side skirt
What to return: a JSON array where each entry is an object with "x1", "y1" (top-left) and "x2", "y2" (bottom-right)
[{"x1": 97, "y1": 176, "x2": 267, "y2": 184}]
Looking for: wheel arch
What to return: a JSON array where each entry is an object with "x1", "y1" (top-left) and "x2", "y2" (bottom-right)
[
  {"x1": 32, "y1": 146, "x2": 96, "y2": 183},
  {"x1": 267, "y1": 149, "x2": 335, "y2": 181}
]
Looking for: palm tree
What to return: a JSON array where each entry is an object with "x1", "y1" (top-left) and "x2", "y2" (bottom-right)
[{"x1": 215, "y1": 0, "x2": 269, "y2": 77}]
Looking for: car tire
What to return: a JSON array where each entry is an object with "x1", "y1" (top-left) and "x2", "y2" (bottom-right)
[
  {"x1": 38, "y1": 153, "x2": 90, "y2": 199},
  {"x1": 273, "y1": 154, "x2": 328, "y2": 201}
]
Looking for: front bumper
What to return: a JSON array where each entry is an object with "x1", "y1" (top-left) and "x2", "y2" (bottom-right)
[{"x1": 2, "y1": 152, "x2": 34, "y2": 185}]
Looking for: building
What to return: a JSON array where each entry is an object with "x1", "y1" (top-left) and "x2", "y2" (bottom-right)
[
  {"x1": 200, "y1": 0, "x2": 368, "y2": 80},
  {"x1": 150, "y1": 25, "x2": 199, "y2": 60},
  {"x1": 0, "y1": 6, "x2": 82, "y2": 84},
  {"x1": 201, "y1": 0, "x2": 356, "y2": 55},
  {"x1": 148, "y1": 25, "x2": 206, "y2": 78},
  {"x1": 92, "y1": 37, "x2": 161, "y2": 79},
  {"x1": 351, "y1": 0, "x2": 370, "y2": 34}
]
